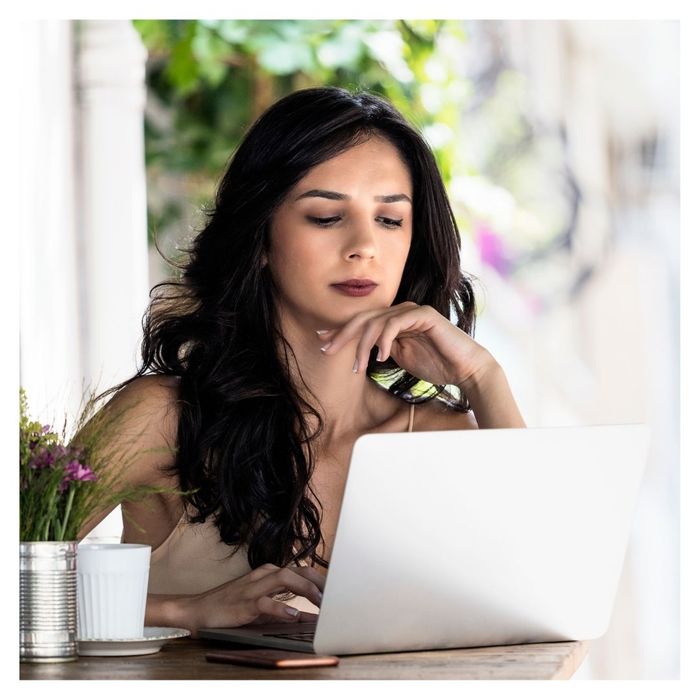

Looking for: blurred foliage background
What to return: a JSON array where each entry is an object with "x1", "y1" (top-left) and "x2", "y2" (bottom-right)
[{"x1": 134, "y1": 20, "x2": 469, "y2": 244}]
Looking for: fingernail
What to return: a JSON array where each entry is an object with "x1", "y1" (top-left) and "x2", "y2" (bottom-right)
[
  {"x1": 352, "y1": 358, "x2": 359, "y2": 373},
  {"x1": 285, "y1": 606, "x2": 300, "y2": 617},
  {"x1": 316, "y1": 330, "x2": 330, "y2": 335},
  {"x1": 376, "y1": 348, "x2": 383, "y2": 362},
  {"x1": 320, "y1": 342, "x2": 332, "y2": 352}
]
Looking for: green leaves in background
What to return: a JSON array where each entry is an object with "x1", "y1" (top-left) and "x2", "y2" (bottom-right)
[{"x1": 131, "y1": 19, "x2": 467, "y2": 249}]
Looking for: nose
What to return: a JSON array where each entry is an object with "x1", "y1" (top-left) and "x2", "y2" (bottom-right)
[{"x1": 343, "y1": 219, "x2": 378, "y2": 260}]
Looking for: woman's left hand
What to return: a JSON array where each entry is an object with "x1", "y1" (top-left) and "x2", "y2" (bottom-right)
[{"x1": 317, "y1": 301, "x2": 495, "y2": 387}]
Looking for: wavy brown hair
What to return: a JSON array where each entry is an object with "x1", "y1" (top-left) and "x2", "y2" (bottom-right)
[{"x1": 104, "y1": 86, "x2": 479, "y2": 571}]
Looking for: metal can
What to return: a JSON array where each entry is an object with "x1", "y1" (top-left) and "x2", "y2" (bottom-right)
[{"x1": 20, "y1": 541, "x2": 78, "y2": 663}]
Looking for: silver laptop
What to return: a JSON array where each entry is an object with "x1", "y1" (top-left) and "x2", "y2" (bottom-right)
[{"x1": 199, "y1": 423, "x2": 650, "y2": 655}]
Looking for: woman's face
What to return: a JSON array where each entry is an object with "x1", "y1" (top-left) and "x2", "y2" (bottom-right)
[{"x1": 265, "y1": 135, "x2": 413, "y2": 330}]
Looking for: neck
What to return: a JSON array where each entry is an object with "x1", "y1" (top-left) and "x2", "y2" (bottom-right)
[{"x1": 275, "y1": 315, "x2": 389, "y2": 446}]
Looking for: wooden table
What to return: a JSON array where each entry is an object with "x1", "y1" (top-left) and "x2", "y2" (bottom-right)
[{"x1": 21, "y1": 637, "x2": 590, "y2": 680}]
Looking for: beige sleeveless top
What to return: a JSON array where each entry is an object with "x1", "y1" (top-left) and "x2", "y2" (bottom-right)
[{"x1": 143, "y1": 402, "x2": 415, "y2": 612}]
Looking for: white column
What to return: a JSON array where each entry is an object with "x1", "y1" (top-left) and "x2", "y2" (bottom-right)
[
  {"x1": 75, "y1": 20, "x2": 150, "y2": 398},
  {"x1": 19, "y1": 20, "x2": 150, "y2": 540},
  {"x1": 19, "y1": 20, "x2": 83, "y2": 426}
]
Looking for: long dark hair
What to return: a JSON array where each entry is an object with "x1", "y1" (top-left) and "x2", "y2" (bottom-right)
[{"x1": 107, "y1": 86, "x2": 479, "y2": 571}]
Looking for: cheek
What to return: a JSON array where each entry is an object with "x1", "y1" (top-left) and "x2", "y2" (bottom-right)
[
  {"x1": 385, "y1": 232, "x2": 412, "y2": 271},
  {"x1": 285, "y1": 238, "x2": 327, "y2": 274},
  {"x1": 269, "y1": 235, "x2": 327, "y2": 286}
]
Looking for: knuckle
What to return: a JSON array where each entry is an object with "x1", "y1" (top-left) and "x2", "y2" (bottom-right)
[
  {"x1": 355, "y1": 324, "x2": 373, "y2": 341},
  {"x1": 279, "y1": 568, "x2": 296, "y2": 585},
  {"x1": 250, "y1": 563, "x2": 279, "y2": 579},
  {"x1": 366, "y1": 319, "x2": 386, "y2": 337}
]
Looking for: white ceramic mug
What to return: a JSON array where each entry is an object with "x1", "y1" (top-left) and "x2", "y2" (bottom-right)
[{"x1": 77, "y1": 543, "x2": 151, "y2": 640}]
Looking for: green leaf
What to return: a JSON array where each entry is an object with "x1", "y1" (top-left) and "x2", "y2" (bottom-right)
[
  {"x1": 191, "y1": 24, "x2": 231, "y2": 88},
  {"x1": 255, "y1": 36, "x2": 315, "y2": 75},
  {"x1": 165, "y1": 23, "x2": 199, "y2": 97},
  {"x1": 216, "y1": 20, "x2": 250, "y2": 44},
  {"x1": 133, "y1": 19, "x2": 169, "y2": 51},
  {"x1": 317, "y1": 24, "x2": 365, "y2": 69}
]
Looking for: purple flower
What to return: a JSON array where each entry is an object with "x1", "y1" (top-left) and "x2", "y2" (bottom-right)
[
  {"x1": 30, "y1": 447, "x2": 55, "y2": 470},
  {"x1": 59, "y1": 460, "x2": 97, "y2": 493}
]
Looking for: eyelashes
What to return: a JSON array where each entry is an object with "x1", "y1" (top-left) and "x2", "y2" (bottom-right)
[{"x1": 308, "y1": 216, "x2": 404, "y2": 229}]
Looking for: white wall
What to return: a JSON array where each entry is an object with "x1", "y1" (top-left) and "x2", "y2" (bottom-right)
[{"x1": 458, "y1": 20, "x2": 679, "y2": 679}]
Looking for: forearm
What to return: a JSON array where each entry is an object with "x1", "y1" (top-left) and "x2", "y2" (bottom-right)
[{"x1": 458, "y1": 360, "x2": 526, "y2": 429}]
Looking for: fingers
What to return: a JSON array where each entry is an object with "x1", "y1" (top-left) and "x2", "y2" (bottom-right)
[
  {"x1": 292, "y1": 564, "x2": 327, "y2": 593},
  {"x1": 249, "y1": 563, "x2": 325, "y2": 594},
  {"x1": 364, "y1": 315, "x2": 407, "y2": 372},
  {"x1": 254, "y1": 609, "x2": 319, "y2": 625},
  {"x1": 246, "y1": 562, "x2": 280, "y2": 582},
  {"x1": 354, "y1": 305, "x2": 423, "y2": 374},
  {"x1": 319, "y1": 302, "x2": 419, "y2": 368},
  {"x1": 255, "y1": 595, "x2": 305, "y2": 623},
  {"x1": 297, "y1": 611, "x2": 320, "y2": 623},
  {"x1": 249, "y1": 565, "x2": 324, "y2": 608},
  {"x1": 249, "y1": 565, "x2": 324, "y2": 624}
]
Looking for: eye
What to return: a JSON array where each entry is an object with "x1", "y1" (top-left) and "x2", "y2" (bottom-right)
[
  {"x1": 378, "y1": 217, "x2": 403, "y2": 228},
  {"x1": 308, "y1": 216, "x2": 341, "y2": 227},
  {"x1": 307, "y1": 216, "x2": 404, "y2": 228}
]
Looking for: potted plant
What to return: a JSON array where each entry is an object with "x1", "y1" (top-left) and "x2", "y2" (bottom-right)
[{"x1": 19, "y1": 387, "x2": 181, "y2": 663}]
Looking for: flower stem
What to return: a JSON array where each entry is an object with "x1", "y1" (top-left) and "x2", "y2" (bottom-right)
[{"x1": 57, "y1": 485, "x2": 76, "y2": 541}]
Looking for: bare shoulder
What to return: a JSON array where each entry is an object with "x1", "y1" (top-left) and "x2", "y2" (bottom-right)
[
  {"x1": 111, "y1": 373, "x2": 180, "y2": 410},
  {"x1": 85, "y1": 374, "x2": 181, "y2": 486},
  {"x1": 75, "y1": 375, "x2": 182, "y2": 539},
  {"x1": 413, "y1": 398, "x2": 479, "y2": 431}
]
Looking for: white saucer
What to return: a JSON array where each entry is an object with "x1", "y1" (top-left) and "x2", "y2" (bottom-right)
[{"x1": 78, "y1": 627, "x2": 190, "y2": 656}]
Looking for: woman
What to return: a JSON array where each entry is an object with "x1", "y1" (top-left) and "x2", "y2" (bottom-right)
[{"x1": 78, "y1": 86, "x2": 526, "y2": 636}]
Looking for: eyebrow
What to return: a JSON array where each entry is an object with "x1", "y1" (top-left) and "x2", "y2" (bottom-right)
[{"x1": 294, "y1": 189, "x2": 412, "y2": 204}]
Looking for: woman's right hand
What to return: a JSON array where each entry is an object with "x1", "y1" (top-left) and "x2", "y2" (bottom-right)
[{"x1": 178, "y1": 563, "x2": 326, "y2": 637}]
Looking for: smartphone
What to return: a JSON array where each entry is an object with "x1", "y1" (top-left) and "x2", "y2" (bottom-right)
[{"x1": 205, "y1": 648, "x2": 340, "y2": 669}]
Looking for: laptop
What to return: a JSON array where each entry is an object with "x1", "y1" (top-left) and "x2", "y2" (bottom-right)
[{"x1": 199, "y1": 423, "x2": 650, "y2": 656}]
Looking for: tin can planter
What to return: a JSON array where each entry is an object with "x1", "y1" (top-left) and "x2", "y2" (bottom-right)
[{"x1": 20, "y1": 541, "x2": 78, "y2": 663}]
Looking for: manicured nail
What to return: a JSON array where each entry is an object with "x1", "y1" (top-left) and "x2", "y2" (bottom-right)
[
  {"x1": 376, "y1": 348, "x2": 383, "y2": 362},
  {"x1": 285, "y1": 606, "x2": 300, "y2": 617},
  {"x1": 320, "y1": 342, "x2": 332, "y2": 353},
  {"x1": 352, "y1": 358, "x2": 359, "y2": 373}
]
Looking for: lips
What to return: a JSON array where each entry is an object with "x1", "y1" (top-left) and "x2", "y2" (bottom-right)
[
  {"x1": 331, "y1": 282, "x2": 378, "y2": 297},
  {"x1": 332, "y1": 278, "x2": 377, "y2": 287}
]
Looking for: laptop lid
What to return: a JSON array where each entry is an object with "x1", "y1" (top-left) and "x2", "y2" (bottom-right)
[{"x1": 201, "y1": 424, "x2": 650, "y2": 656}]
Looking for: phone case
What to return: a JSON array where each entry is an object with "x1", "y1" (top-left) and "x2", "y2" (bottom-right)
[{"x1": 205, "y1": 648, "x2": 340, "y2": 668}]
